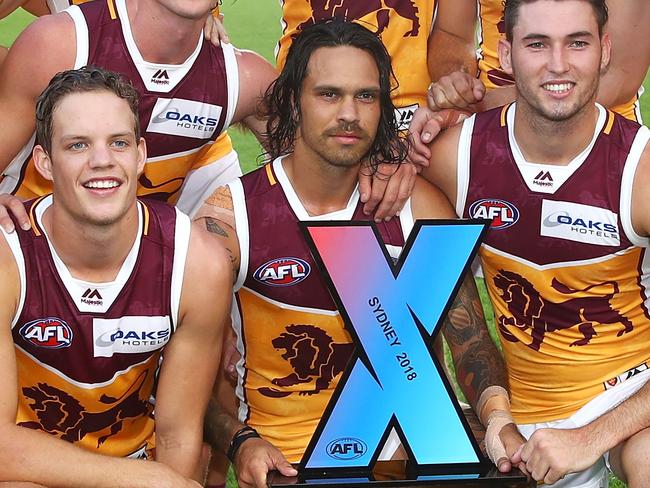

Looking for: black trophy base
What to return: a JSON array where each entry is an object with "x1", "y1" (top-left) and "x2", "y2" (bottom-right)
[{"x1": 267, "y1": 462, "x2": 534, "y2": 487}]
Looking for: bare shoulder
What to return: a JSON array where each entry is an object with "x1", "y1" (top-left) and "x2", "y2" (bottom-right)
[
  {"x1": 0, "y1": 231, "x2": 21, "y2": 323},
  {"x1": 421, "y1": 121, "x2": 465, "y2": 204},
  {"x1": 232, "y1": 48, "x2": 277, "y2": 120},
  {"x1": 1, "y1": 11, "x2": 76, "y2": 87},
  {"x1": 186, "y1": 219, "x2": 233, "y2": 285},
  {"x1": 410, "y1": 176, "x2": 457, "y2": 220},
  {"x1": 631, "y1": 135, "x2": 650, "y2": 238}
]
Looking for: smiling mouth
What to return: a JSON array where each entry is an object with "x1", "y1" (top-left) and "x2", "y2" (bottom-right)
[
  {"x1": 542, "y1": 82, "x2": 575, "y2": 94},
  {"x1": 83, "y1": 179, "x2": 121, "y2": 190}
]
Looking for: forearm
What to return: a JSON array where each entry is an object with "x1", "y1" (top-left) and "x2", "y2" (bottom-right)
[
  {"x1": 155, "y1": 424, "x2": 204, "y2": 479},
  {"x1": 427, "y1": 29, "x2": 477, "y2": 82},
  {"x1": 204, "y1": 397, "x2": 245, "y2": 455},
  {"x1": 442, "y1": 273, "x2": 509, "y2": 412},
  {"x1": 0, "y1": 423, "x2": 166, "y2": 487},
  {"x1": 578, "y1": 379, "x2": 650, "y2": 455}
]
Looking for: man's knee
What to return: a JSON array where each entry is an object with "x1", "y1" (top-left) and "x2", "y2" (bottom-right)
[{"x1": 611, "y1": 427, "x2": 650, "y2": 487}]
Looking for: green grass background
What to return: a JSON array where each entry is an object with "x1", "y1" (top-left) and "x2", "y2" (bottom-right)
[{"x1": 2, "y1": 3, "x2": 647, "y2": 486}]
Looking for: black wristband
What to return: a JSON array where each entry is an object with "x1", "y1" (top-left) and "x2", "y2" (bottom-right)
[{"x1": 227, "y1": 426, "x2": 261, "y2": 462}]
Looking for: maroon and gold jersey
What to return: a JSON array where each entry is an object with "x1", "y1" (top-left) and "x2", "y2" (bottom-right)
[
  {"x1": 476, "y1": 0, "x2": 642, "y2": 122},
  {"x1": 3, "y1": 196, "x2": 190, "y2": 458},
  {"x1": 229, "y1": 158, "x2": 413, "y2": 461},
  {"x1": 458, "y1": 103, "x2": 650, "y2": 423},
  {"x1": 1, "y1": 0, "x2": 239, "y2": 214},
  {"x1": 276, "y1": 0, "x2": 435, "y2": 129},
  {"x1": 46, "y1": 0, "x2": 89, "y2": 13}
]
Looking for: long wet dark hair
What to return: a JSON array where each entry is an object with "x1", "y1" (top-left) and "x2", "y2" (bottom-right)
[{"x1": 263, "y1": 19, "x2": 409, "y2": 173}]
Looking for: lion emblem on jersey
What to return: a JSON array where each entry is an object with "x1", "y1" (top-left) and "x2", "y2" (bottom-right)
[
  {"x1": 19, "y1": 371, "x2": 150, "y2": 447},
  {"x1": 258, "y1": 324, "x2": 354, "y2": 398},
  {"x1": 494, "y1": 270, "x2": 634, "y2": 351},
  {"x1": 298, "y1": 0, "x2": 420, "y2": 38}
]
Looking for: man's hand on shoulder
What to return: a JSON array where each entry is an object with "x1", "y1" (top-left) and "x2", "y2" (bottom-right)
[
  {"x1": 0, "y1": 194, "x2": 30, "y2": 233},
  {"x1": 234, "y1": 437, "x2": 297, "y2": 488},
  {"x1": 427, "y1": 70, "x2": 485, "y2": 113},
  {"x1": 358, "y1": 161, "x2": 417, "y2": 221}
]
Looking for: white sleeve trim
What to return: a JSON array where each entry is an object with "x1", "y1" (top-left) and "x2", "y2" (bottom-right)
[
  {"x1": 229, "y1": 179, "x2": 249, "y2": 291},
  {"x1": 222, "y1": 43, "x2": 239, "y2": 131},
  {"x1": 620, "y1": 125, "x2": 650, "y2": 248},
  {"x1": 1, "y1": 229, "x2": 26, "y2": 329},
  {"x1": 456, "y1": 115, "x2": 476, "y2": 217},
  {"x1": 171, "y1": 209, "x2": 192, "y2": 332},
  {"x1": 66, "y1": 5, "x2": 89, "y2": 69}
]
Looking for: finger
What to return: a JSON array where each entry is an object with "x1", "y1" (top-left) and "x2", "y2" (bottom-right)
[
  {"x1": 0, "y1": 197, "x2": 30, "y2": 232},
  {"x1": 273, "y1": 456, "x2": 298, "y2": 477},
  {"x1": 371, "y1": 165, "x2": 401, "y2": 220},
  {"x1": 421, "y1": 117, "x2": 442, "y2": 144},
  {"x1": 253, "y1": 469, "x2": 268, "y2": 488},
  {"x1": 407, "y1": 131, "x2": 430, "y2": 168},
  {"x1": 0, "y1": 207, "x2": 15, "y2": 233},
  {"x1": 214, "y1": 17, "x2": 230, "y2": 44},
  {"x1": 471, "y1": 78, "x2": 486, "y2": 102},
  {"x1": 429, "y1": 85, "x2": 453, "y2": 111},
  {"x1": 382, "y1": 163, "x2": 415, "y2": 220},
  {"x1": 544, "y1": 467, "x2": 564, "y2": 486},
  {"x1": 358, "y1": 166, "x2": 373, "y2": 204},
  {"x1": 510, "y1": 443, "x2": 525, "y2": 464},
  {"x1": 438, "y1": 77, "x2": 474, "y2": 108},
  {"x1": 362, "y1": 170, "x2": 389, "y2": 217},
  {"x1": 496, "y1": 456, "x2": 512, "y2": 473}
]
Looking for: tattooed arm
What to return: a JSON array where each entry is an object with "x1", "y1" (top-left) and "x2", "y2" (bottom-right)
[
  {"x1": 193, "y1": 186, "x2": 241, "y2": 276},
  {"x1": 410, "y1": 177, "x2": 524, "y2": 472},
  {"x1": 204, "y1": 396, "x2": 296, "y2": 488}
]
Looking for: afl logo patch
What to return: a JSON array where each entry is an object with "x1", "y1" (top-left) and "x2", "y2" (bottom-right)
[
  {"x1": 19, "y1": 317, "x2": 73, "y2": 349},
  {"x1": 469, "y1": 199, "x2": 519, "y2": 229},
  {"x1": 326, "y1": 437, "x2": 368, "y2": 460},
  {"x1": 253, "y1": 257, "x2": 311, "y2": 287}
]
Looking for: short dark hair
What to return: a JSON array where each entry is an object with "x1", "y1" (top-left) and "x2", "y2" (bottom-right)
[
  {"x1": 504, "y1": 0, "x2": 608, "y2": 41},
  {"x1": 35, "y1": 66, "x2": 140, "y2": 154},
  {"x1": 262, "y1": 19, "x2": 408, "y2": 172}
]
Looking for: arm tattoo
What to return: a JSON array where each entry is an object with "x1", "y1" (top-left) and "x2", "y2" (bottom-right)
[
  {"x1": 205, "y1": 216, "x2": 229, "y2": 238},
  {"x1": 442, "y1": 273, "x2": 508, "y2": 409},
  {"x1": 204, "y1": 398, "x2": 244, "y2": 454}
]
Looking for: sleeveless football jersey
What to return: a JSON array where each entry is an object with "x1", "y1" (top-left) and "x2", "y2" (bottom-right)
[
  {"x1": 3, "y1": 195, "x2": 190, "y2": 458},
  {"x1": 47, "y1": 0, "x2": 88, "y2": 13},
  {"x1": 229, "y1": 158, "x2": 413, "y2": 461},
  {"x1": 276, "y1": 0, "x2": 435, "y2": 130},
  {"x1": 1, "y1": 0, "x2": 240, "y2": 215},
  {"x1": 458, "y1": 103, "x2": 650, "y2": 423},
  {"x1": 476, "y1": 0, "x2": 643, "y2": 122}
]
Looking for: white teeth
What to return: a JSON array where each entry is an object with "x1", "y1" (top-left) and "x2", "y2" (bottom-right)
[
  {"x1": 544, "y1": 83, "x2": 572, "y2": 93},
  {"x1": 85, "y1": 180, "x2": 119, "y2": 189}
]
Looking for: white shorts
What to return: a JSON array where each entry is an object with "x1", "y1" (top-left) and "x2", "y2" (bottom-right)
[{"x1": 518, "y1": 367, "x2": 650, "y2": 487}]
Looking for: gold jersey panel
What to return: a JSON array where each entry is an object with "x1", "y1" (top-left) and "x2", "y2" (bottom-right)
[
  {"x1": 236, "y1": 288, "x2": 352, "y2": 462},
  {"x1": 16, "y1": 349, "x2": 158, "y2": 458},
  {"x1": 482, "y1": 246, "x2": 650, "y2": 423}
]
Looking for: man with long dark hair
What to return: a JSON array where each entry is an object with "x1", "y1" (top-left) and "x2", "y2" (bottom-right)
[{"x1": 195, "y1": 20, "x2": 518, "y2": 488}]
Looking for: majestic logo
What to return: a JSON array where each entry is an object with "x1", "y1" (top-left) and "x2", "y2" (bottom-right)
[
  {"x1": 19, "y1": 371, "x2": 150, "y2": 447},
  {"x1": 258, "y1": 324, "x2": 354, "y2": 398},
  {"x1": 253, "y1": 257, "x2": 311, "y2": 287},
  {"x1": 469, "y1": 199, "x2": 519, "y2": 229},
  {"x1": 327, "y1": 438, "x2": 368, "y2": 460},
  {"x1": 297, "y1": 0, "x2": 420, "y2": 38},
  {"x1": 395, "y1": 103, "x2": 419, "y2": 131},
  {"x1": 533, "y1": 170, "x2": 554, "y2": 188},
  {"x1": 20, "y1": 318, "x2": 73, "y2": 349},
  {"x1": 146, "y1": 98, "x2": 222, "y2": 140},
  {"x1": 541, "y1": 200, "x2": 619, "y2": 246},
  {"x1": 81, "y1": 288, "x2": 103, "y2": 307},
  {"x1": 93, "y1": 316, "x2": 171, "y2": 358},
  {"x1": 151, "y1": 69, "x2": 170, "y2": 85},
  {"x1": 494, "y1": 270, "x2": 633, "y2": 351}
]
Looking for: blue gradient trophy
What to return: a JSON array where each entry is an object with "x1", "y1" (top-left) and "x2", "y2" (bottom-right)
[{"x1": 268, "y1": 220, "x2": 531, "y2": 487}]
